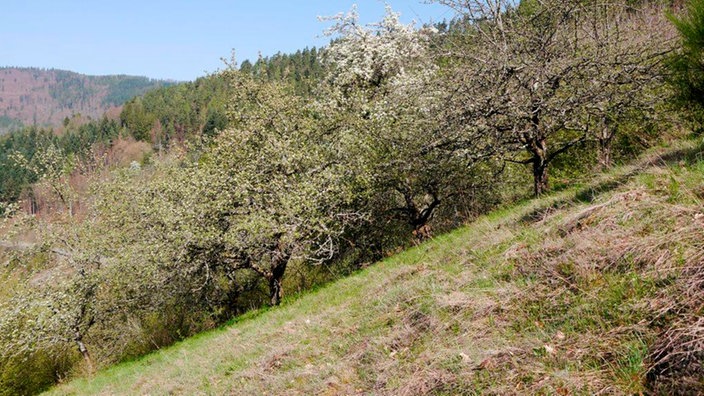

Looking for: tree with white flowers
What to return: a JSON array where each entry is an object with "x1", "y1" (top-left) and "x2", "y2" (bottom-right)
[{"x1": 320, "y1": 6, "x2": 498, "y2": 242}]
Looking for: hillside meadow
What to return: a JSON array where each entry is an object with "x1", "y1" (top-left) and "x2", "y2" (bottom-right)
[{"x1": 44, "y1": 139, "x2": 704, "y2": 395}]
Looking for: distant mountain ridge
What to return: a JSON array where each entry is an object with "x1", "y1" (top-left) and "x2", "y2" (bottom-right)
[{"x1": 0, "y1": 67, "x2": 177, "y2": 133}]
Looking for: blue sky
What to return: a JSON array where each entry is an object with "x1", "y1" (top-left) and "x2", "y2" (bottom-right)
[{"x1": 0, "y1": 1, "x2": 455, "y2": 81}]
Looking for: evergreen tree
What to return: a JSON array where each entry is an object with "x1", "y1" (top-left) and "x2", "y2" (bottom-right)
[{"x1": 668, "y1": 0, "x2": 704, "y2": 110}]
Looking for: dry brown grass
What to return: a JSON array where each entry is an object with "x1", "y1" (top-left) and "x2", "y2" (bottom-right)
[{"x1": 496, "y1": 150, "x2": 704, "y2": 394}]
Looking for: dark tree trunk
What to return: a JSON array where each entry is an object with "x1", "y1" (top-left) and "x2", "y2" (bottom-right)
[
  {"x1": 268, "y1": 249, "x2": 290, "y2": 306},
  {"x1": 269, "y1": 276, "x2": 284, "y2": 306},
  {"x1": 533, "y1": 158, "x2": 549, "y2": 196},
  {"x1": 529, "y1": 137, "x2": 549, "y2": 197},
  {"x1": 398, "y1": 186, "x2": 440, "y2": 243},
  {"x1": 526, "y1": 104, "x2": 550, "y2": 197},
  {"x1": 412, "y1": 224, "x2": 433, "y2": 243},
  {"x1": 224, "y1": 278, "x2": 241, "y2": 316},
  {"x1": 72, "y1": 283, "x2": 96, "y2": 374}
]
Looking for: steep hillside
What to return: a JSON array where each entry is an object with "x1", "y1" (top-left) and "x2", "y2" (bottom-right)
[
  {"x1": 44, "y1": 140, "x2": 704, "y2": 395},
  {"x1": 0, "y1": 67, "x2": 176, "y2": 133}
]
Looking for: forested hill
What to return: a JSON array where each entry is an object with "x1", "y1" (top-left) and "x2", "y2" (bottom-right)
[{"x1": 0, "y1": 67, "x2": 175, "y2": 133}]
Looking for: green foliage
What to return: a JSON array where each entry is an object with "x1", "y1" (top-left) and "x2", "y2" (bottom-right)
[
  {"x1": 242, "y1": 47, "x2": 326, "y2": 97},
  {"x1": 116, "y1": 48, "x2": 324, "y2": 148},
  {"x1": 0, "y1": 347, "x2": 77, "y2": 396},
  {"x1": 120, "y1": 97, "x2": 155, "y2": 141},
  {"x1": 49, "y1": 70, "x2": 96, "y2": 109},
  {"x1": 0, "y1": 126, "x2": 55, "y2": 204},
  {"x1": 119, "y1": 74, "x2": 228, "y2": 145},
  {"x1": 202, "y1": 107, "x2": 227, "y2": 137},
  {"x1": 668, "y1": 0, "x2": 704, "y2": 115},
  {"x1": 98, "y1": 75, "x2": 176, "y2": 107},
  {"x1": 0, "y1": 118, "x2": 120, "y2": 206},
  {"x1": 0, "y1": 116, "x2": 23, "y2": 135},
  {"x1": 41, "y1": 68, "x2": 173, "y2": 109}
]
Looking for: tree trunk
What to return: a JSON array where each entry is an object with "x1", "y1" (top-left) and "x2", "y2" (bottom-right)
[
  {"x1": 74, "y1": 330, "x2": 94, "y2": 374},
  {"x1": 398, "y1": 186, "x2": 440, "y2": 244},
  {"x1": 598, "y1": 118, "x2": 614, "y2": 170},
  {"x1": 224, "y1": 280, "x2": 240, "y2": 317},
  {"x1": 529, "y1": 136, "x2": 549, "y2": 197},
  {"x1": 533, "y1": 158, "x2": 549, "y2": 196},
  {"x1": 412, "y1": 224, "x2": 433, "y2": 243},
  {"x1": 269, "y1": 276, "x2": 284, "y2": 306},
  {"x1": 598, "y1": 139, "x2": 613, "y2": 170},
  {"x1": 268, "y1": 249, "x2": 290, "y2": 306}
]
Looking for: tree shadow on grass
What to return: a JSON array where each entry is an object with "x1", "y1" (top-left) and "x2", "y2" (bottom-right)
[{"x1": 520, "y1": 141, "x2": 704, "y2": 224}]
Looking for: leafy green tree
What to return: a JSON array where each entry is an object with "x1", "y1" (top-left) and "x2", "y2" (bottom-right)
[
  {"x1": 240, "y1": 47, "x2": 326, "y2": 96},
  {"x1": 120, "y1": 97, "x2": 155, "y2": 141},
  {"x1": 203, "y1": 107, "x2": 227, "y2": 137},
  {"x1": 668, "y1": 0, "x2": 704, "y2": 111},
  {"x1": 91, "y1": 70, "x2": 365, "y2": 308},
  {"x1": 0, "y1": 126, "x2": 54, "y2": 204},
  {"x1": 192, "y1": 70, "x2": 364, "y2": 305},
  {"x1": 11, "y1": 144, "x2": 77, "y2": 215}
]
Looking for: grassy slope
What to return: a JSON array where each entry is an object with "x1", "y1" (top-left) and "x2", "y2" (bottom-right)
[{"x1": 46, "y1": 140, "x2": 704, "y2": 395}]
